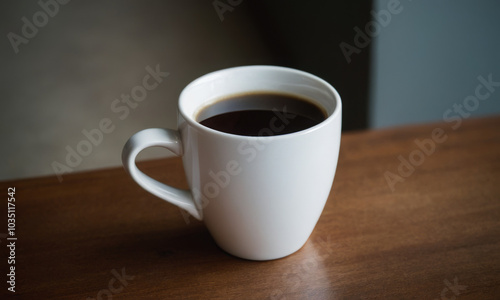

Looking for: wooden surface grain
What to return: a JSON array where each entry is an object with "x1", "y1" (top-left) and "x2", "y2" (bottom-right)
[{"x1": 1, "y1": 116, "x2": 499, "y2": 299}]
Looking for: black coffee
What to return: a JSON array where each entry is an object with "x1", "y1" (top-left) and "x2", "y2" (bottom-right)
[{"x1": 197, "y1": 92, "x2": 327, "y2": 136}]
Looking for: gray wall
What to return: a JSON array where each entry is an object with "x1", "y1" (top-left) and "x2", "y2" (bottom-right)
[
  {"x1": 370, "y1": 0, "x2": 500, "y2": 128},
  {"x1": 0, "y1": 1, "x2": 272, "y2": 181}
]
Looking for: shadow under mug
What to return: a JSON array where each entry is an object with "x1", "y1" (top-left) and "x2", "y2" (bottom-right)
[{"x1": 122, "y1": 65, "x2": 342, "y2": 260}]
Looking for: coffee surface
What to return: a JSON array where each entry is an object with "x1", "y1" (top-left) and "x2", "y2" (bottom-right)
[{"x1": 197, "y1": 92, "x2": 326, "y2": 136}]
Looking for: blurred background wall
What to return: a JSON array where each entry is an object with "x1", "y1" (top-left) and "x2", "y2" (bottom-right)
[
  {"x1": 370, "y1": 0, "x2": 500, "y2": 128},
  {"x1": 0, "y1": 0, "x2": 499, "y2": 181},
  {"x1": 0, "y1": 0, "x2": 277, "y2": 181}
]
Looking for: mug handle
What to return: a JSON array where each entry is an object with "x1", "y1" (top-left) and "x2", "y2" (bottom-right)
[{"x1": 121, "y1": 128, "x2": 202, "y2": 221}]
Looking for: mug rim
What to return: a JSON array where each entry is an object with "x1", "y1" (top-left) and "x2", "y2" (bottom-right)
[{"x1": 178, "y1": 65, "x2": 342, "y2": 139}]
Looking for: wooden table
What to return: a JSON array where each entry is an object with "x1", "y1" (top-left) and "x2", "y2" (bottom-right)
[{"x1": 1, "y1": 116, "x2": 499, "y2": 299}]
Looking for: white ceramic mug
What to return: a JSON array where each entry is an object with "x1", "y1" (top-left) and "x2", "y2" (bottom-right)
[{"x1": 122, "y1": 66, "x2": 342, "y2": 260}]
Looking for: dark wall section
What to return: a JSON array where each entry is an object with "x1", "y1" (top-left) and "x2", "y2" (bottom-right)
[{"x1": 244, "y1": 1, "x2": 372, "y2": 131}]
